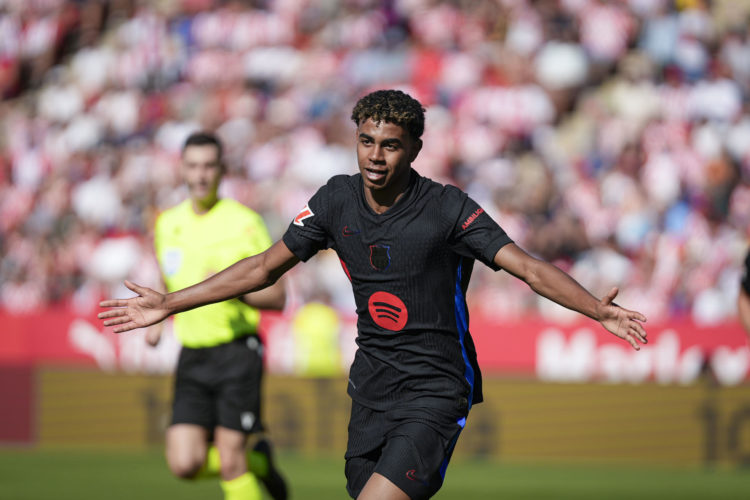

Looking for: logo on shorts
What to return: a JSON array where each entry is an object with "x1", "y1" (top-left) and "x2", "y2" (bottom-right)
[
  {"x1": 241, "y1": 412, "x2": 255, "y2": 431},
  {"x1": 406, "y1": 469, "x2": 429, "y2": 486},
  {"x1": 368, "y1": 291, "x2": 407, "y2": 331},
  {"x1": 246, "y1": 336, "x2": 263, "y2": 356}
]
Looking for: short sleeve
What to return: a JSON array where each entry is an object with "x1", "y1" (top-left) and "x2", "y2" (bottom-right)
[
  {"x1": 442, "y1": 186, "x2": 513, "y2": 270},
  {"x1": 282, "y1": 183, "x2": 334, "y2": 262}
]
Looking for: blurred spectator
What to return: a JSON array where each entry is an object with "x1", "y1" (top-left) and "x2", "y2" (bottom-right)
[
  {"x1": 291, "y1": 299, "x2": 344, "y2": 377},
  {"x1": 1, "y1": 0, "x2": 750, "y2": 330}
]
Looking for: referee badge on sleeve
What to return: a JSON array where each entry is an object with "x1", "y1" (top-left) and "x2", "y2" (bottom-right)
[{"x1": 162, "y1": 249, "x2": 182, "y2": 276}]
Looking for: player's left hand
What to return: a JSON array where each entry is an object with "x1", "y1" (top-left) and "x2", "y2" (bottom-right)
[{"x1": 596, "y1": 287, "x2": 648, "y2": 350}]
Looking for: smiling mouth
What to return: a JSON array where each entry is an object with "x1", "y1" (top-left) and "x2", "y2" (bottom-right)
[{"x1": 365, "y1": 168, "x2": 387, "y2": 182}]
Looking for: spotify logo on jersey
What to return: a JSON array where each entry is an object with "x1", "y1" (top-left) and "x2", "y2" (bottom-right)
[{"x1": 368, "y1": 291, "x2": 408, "y2": 331}]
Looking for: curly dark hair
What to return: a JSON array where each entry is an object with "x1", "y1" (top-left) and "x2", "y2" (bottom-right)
[{"x1": 351, "y1": 89, "x2": 426, "y2": 140}]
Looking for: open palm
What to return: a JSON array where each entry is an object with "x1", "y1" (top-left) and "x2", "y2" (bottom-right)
[
  {"x1": 98, "y1": 281, "x2": 170, "y2": 333},
  {"x1": 597, "y1": 287, "x2": 648, "y2": 350}
]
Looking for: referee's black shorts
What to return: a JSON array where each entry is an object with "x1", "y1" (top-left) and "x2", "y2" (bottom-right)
[
  {"x1": 171, "y1": 335, "x2": 264, "y2": 434},
  {"x1": 344, "y1": 401, "x2": 467, "y2": 500}
]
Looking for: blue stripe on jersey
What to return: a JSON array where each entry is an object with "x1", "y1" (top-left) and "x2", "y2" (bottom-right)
[{"x1": 454, "y1": 259, "x2": 474, "y2": 409}]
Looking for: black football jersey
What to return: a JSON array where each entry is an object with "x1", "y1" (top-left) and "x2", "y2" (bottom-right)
[{"x1": 282, "y1": 170, "x2": 513, "y2": 411}]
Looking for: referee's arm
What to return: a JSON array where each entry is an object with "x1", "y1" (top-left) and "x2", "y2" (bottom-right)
[
  {"x1": 99, "y1": 240, "x2": 300, "y2": 333},
  {"x1": 240, "y1": 278, "x2": 286, "y2": 311}
]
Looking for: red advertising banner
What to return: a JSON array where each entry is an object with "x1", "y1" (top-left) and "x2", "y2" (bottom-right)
[
  {"x1": 0, "y1": 308, "x2": 179, "y2": 373},
  {"x1": 471, "y1": 316, "x2": 750, "y2": 385},
  {"x1": 1, "y1": 309, "x2": 748, "y2": 384}
]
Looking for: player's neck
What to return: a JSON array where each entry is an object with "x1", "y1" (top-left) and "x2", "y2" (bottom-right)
[
  {"x1": 364, "y1": 169, "x2": 412, "y2": 214},
  {"x1": 191, "y1": 195, "x2": 219, "y2": 215}
]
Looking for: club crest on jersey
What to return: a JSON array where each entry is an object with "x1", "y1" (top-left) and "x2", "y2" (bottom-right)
[
  {"x1": 369, "y1": 244, "x2": 391, "y2": 271},
  {"x1": 293, "y1": 204, "x2": 314, "y2": 227}
]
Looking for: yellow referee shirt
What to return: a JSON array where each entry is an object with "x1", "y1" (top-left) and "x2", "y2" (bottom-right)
[{"x1": 154, "y1": 199, "x2": 273, "y2": 348}]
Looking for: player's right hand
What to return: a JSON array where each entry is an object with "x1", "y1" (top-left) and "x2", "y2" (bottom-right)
[{"x1": 98, "y1": 280, "x2": 170, "y2": 333}]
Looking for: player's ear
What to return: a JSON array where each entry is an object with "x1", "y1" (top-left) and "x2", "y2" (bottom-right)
[{"x1": 409, "y1": 138, "x2": 422, "y2": 162}]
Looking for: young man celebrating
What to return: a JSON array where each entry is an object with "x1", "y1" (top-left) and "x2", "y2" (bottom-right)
[
  {"x1": 100, "y1": 91, "x2": 648, "y2": 500},
  {"x1": 149, "y1": 132, "x2": 288, "y2": 500}
]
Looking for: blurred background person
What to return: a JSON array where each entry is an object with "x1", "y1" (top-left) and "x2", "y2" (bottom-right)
[
  {"x1": 148, "y1": 131, "x2": 287, "y2": 500},
  {"x1": 291, "y1": 292, "x2": 344, "y2": 378}
]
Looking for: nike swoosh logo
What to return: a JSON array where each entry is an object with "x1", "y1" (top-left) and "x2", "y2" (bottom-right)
[{"x1": 342, "y1": 226, "x2": 360, "y2": 236}]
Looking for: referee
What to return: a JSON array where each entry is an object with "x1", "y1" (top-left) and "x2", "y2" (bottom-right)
[
  {"x1": 148, "y1": 132, "x2": 287, "y2": 500},
  {"x1": 101, "y1": 91, "x2": 648, "y2": 500}
]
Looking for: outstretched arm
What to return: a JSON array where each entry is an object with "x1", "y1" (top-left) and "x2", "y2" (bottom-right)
[
  {"x1": 99, "y1": 240, "x2": 300, "y2": 333},
  {"x1": 739, "y1": 288, "x2": 750, "y2": 341},
  {"x1": 494, "y1": 243, "x2": 647, "y2": 350}
]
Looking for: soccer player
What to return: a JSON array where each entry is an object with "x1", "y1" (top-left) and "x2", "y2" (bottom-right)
[
  {"x1": 148, "y1": 132, "x2": 288, "y2": 500},
  {"x1": 100, "y1": 90, "x2": 648, "y2": 500},
  {"x1": 738, "y1": 250, "x2": 750, "y2": 339}
]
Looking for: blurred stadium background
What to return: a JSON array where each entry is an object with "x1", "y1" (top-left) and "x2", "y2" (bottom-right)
[{"x1": 2, "y1": 0, "x2": 750, "y2": 498}]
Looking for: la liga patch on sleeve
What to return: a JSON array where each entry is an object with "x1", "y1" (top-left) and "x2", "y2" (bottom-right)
[{"x1": 293, "y1": 204, "x2": 314, "y2": 227}]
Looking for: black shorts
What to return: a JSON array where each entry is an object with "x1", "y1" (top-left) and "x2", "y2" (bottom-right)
[
  {"x1": 171, "y1": 335, "x2": 264, "y2": 434},
  {"x1": 344, "y1": 401, "x2": 466, "y2": 500}
]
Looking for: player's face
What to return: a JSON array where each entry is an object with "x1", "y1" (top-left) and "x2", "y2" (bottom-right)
[
  {"x1": 181, "y1": 144, "x2": 223, "y2": 205},
  {"x1": 356, "y1": 118, "x2": 422, "y2": 194}
]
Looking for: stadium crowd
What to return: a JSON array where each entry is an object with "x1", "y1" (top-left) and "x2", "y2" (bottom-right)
[{"x1": 1, "y1": 0, "x2": 749, "y2": 327}]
